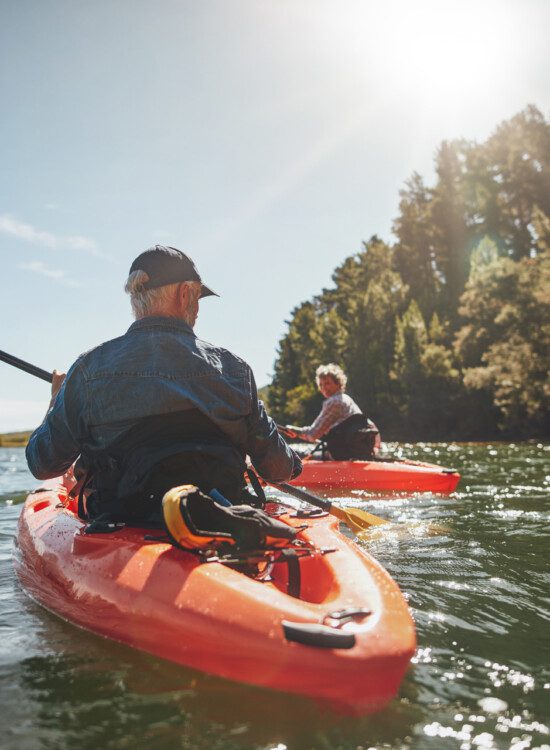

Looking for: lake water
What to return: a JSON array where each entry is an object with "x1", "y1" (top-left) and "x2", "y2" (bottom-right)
[{"x1": 1, "y1": 443, "x2": 548, "y2": 750}]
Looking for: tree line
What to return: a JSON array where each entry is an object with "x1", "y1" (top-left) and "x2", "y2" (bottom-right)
[{"x1": 266, "y1": 106, "x2": 549, "y2": 440}]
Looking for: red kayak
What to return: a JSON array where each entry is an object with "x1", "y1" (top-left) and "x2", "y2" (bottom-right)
[
  {"x1": 290, "y1": 457, "x2": 460, "y2": 493},
  {"x1": 14, "y1": 474, "x2": 416, "y2": 715}
]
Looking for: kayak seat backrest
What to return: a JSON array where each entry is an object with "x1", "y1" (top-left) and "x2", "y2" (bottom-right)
[
  {"x1": 325, "y1": 414, "x2": 379, "y2": 461},
  {"x1": 163, "y1": 485, "x2": 297, "y2": 552}
]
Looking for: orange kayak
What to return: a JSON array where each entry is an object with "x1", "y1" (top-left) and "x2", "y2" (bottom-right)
[
  {"x1": 291, "y1": 458, "x2": 460, "y2": 493},
  {"x1": 14, "y1": 475, "x2": 416, "y2": 715}
]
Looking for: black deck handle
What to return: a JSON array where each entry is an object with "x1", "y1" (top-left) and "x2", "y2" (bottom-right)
[{"x1": 282, "y1": 620, "x2": 356, "y2": 649}]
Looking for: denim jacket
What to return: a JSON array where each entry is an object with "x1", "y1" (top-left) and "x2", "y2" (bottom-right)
[{"x1": 26, "y1": 317, "x2": 299, "y2": 484}]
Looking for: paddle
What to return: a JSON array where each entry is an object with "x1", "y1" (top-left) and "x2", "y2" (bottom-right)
[
  {"x1": 276, "y1": 424, "x2": 324, "y2": 462},
  {"x1": 0, "y1": 350, "x2": 53, "y2": 384},
  {"x1": 271, "y1": 481, "x2": 389, "y2": 531}
]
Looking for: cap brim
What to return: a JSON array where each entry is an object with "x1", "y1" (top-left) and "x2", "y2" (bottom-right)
[{"x1": 200, "y1": 284, "x2": 219, "y2": 299}]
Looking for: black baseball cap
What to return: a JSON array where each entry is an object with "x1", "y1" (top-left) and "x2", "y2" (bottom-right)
[{"x1": 129, "y1": 245, "x2": 218, "y2": 298}]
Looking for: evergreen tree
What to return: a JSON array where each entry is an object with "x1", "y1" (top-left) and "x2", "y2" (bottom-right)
[
  {"x1": 393, "y1": 173, "x2": 440, "y2": 322},
  {"x1": 269, "y1": 301, "x2": 320, "y2": 422},
  {"x1": 392, "y1": 300, "x2": 459, "y2": 437},
  {"x1": 480, "y1": 105, "x2": 550, "y2": 260},
  {"x1": 456, "y1": 244, "x2": 549, "y2": 435},
  {"x1": 341, "y1": 238, "x2": 408, "y2": 426},
  {"x1": 430, "y1": 140, "x2": 470, "y2": 321}
]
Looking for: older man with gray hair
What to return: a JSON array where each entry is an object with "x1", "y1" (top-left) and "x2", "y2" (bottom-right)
[{"x1": 26, "y1": 245, "x2": 301, "y2": 523}]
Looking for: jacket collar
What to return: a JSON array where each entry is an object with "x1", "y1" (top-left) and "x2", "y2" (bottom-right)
[{"x1": 128, "y1": 316, "x2": 195, "y2": 336}]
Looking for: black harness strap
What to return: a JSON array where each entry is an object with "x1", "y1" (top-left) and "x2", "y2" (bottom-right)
[
  {"x1": 77, "y1": 469, "x2": 93, "y2": 520},
  {"x1": 280, "y1": 548, "x2": 301, "y2": 598},
  {"x1": 246, "y1": 466, "x2": 267, "y2": 506}
]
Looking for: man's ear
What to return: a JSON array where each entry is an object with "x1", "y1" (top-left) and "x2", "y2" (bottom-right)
[{"x1": 178, "y1": 281, "x2": 190, "y2": 308}]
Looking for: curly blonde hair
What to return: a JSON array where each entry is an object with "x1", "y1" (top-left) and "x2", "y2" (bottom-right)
[{"x1": 315, "y1": 363, "x2": 347, "y2": 390}]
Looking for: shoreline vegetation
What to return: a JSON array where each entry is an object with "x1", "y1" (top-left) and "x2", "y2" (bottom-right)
[
  {"x1": 267, "y1": 106, "x2": 550, "y2": 441},
  {"x1": 0, "y1": 432, "x2": 32, "y2": 448}
]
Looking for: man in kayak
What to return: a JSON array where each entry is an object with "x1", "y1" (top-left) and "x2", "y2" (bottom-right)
[
  {"x1": 26, "y1": 245, "x2": 302, "y2": 524},
  {"x1": 284, "y1": 363, "x2": 380, "y2": 460}
]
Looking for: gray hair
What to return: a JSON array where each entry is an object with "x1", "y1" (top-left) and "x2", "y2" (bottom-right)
[
  {"x1": 315, "y1": 363, "x2": 347, "y2": 390},
  {"x1": 124, "y1": 270, "x2": 200, "y2": 321}
]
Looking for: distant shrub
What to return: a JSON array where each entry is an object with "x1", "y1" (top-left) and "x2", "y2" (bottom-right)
[{"x1": 0, "y1": 432, "x2": 31, "y2": 447}]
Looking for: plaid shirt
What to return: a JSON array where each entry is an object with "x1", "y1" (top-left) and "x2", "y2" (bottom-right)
[{"x1": 295, "y1": 392, "x2": 362, "y2": 442}]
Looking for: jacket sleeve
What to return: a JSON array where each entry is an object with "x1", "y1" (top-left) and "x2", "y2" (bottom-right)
[
  {"x1": 25, "y1": 362, "x2": 85, "y2": 479},
  {"x1": 244, "y1": 369, "x2": 301, "y2": 483}
]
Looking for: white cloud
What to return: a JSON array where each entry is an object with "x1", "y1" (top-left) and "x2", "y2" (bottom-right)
[
  {"x1": 19, "y1": 260, "x2": 81, "y2": 287},
  {"x1": 0, "y1": 214, "x2": 98, "y2": 254}
]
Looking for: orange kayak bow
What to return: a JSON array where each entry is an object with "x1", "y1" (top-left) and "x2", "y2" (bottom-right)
[{"x1": 14, "y1": 475, "x2": 416, "y2": 715}]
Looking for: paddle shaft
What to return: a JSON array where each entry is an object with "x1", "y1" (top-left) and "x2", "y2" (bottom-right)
[
  {"x1": 273, "y1": 481, "x2": 389, "y2": 530},
  {"x1": 0, "y1": 350, "x2": 53, "y2": 384},
  {"x1": 274, "y1": 481, "x2": 332, "y2": 513}
]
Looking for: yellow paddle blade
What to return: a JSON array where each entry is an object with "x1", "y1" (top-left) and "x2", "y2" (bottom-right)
[
  {"x1": 329, "y1": 503, "x2": 390, "y2": 531},
  {"x1": 363, "y1": 520, "x2": 451, "y2": 542}
]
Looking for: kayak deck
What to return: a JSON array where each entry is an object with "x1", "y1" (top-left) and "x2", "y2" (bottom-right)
[
  {"x1": 14, "y1": 478, "x2": 416, "y2": 715},
  {"x1": 290, "y1": 457, "x2": 460, "y2": 493}
]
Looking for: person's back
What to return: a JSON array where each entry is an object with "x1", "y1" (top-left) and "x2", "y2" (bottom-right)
[
  {"x1": 26, "y1": 245, "x2": 300, "y2": 520},
  {"x1": 52, "y1": 317, "x2": 277, "y2": 459}
]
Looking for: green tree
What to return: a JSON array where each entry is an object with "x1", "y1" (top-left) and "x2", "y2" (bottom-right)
[
  {"x1": 430, "y1": 139, "x2": 470, "y2": 320},
  {"x1": 269, "y1": 301, "x2": 320, "y2": 422},
  {"x1": 393, "y1": 173, "x2": 440, "y2": 322},
  {"x1": 392, "y1": 300, "x2": 459, "y2": 437},
  {"x1": 338, "y1": 238, "x2": 408, "y2": 427},
  {"x1": 479, "y1": 105, "x2": 550, "y2": 260},
  {"x1": 456, "y1": 245, "x2": 550, "y2": 435}
]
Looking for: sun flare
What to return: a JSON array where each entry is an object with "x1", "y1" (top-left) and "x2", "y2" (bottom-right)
[{"x1": 318, "y1": 0, "x2": 517, "y2": 111}]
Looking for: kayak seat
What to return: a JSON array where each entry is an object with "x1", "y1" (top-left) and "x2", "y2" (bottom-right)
[
  {"x1": 162, "y1": 486, "x2": 341, "y2": 601},
  {"x1": 162, "y1": 485, "x2": 297, "y2": 552}
]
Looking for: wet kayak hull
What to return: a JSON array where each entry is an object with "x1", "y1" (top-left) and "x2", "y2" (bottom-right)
[{"x1": 14, "y1": 478, "x2": 416, "y2": 714}]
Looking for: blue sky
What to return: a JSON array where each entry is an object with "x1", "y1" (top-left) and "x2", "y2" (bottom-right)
[{"x1": 1, "y1": 0, "x2": 548, "y2": 432}]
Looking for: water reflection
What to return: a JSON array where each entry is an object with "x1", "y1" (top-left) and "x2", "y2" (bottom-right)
[{"x1": 10, "y1": 604, "x2": 422, "y2": 750}]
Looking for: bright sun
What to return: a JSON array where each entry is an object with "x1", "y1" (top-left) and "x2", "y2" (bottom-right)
[
  {"x1": 380, "y1": 3, "x2": 511, "y2": 102},
  {"x1": 320, "y1": 0, "x2": 517, "y2": 110}
]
